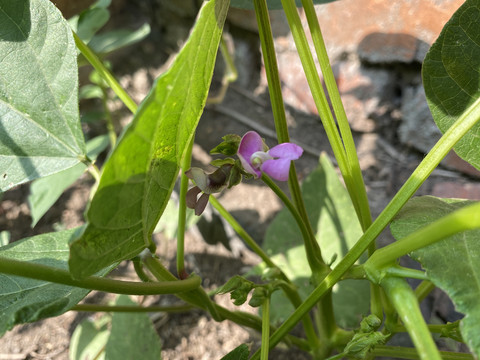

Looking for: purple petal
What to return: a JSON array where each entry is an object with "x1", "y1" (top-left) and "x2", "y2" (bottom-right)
[
  {"x1": 186, "y1": 186, "x2": 202, "y2": 209},
  {"x1": 237, "y1": 131, "x2": 263, "y2": 177},
  {"x1": 261, "y1": 158, "x2": 292, "y2": 181},
  {"x1": 268, "y1": 143, "x2": 303, "y2": 160},
  {"x1": 195, "y1": 192, "x2": 210, "y2": 216}
]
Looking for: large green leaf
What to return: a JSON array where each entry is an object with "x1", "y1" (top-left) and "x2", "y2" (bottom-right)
[
  {"x1": 0, "y1": 0, "x2": 85, "y2": 191},
  {"x1": 263, "y1": 154, "x2": 369, "y2": 327},
  {"x1": 422, "y1": 0, "x2": 480, "y2": 170},
  {"x1": 104, "y1": 295, "x2": 162, "y2": 360},
  {"x1": 28, "y1": 135, "x2": 109, "y2": 227},
  {"x1": 0, "y1": 228, "x2": 110, "y2": 336},
  {"x1": 230, "y1": 0, "x2": 337, "y2": 10},
  {"x1": 69, "y1": 0, "x2": 230, "y2": 278},
  {"x1": 390, "y1": 196, "x2": 480, "y2": 357}
]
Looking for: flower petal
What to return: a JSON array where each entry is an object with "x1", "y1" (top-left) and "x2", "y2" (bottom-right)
[
  {"x1": 268, "y1": 143, "x2": 303, "y2": 160},
  {"x1": 186, "y1": 186, "x2": 202, "y2": 209},
  {"x1": 185, "y1": 167, "x2": 208, "y2": 190},
  {"x1": 195, "y1": 192, "x2": 210, "y2": 216},
  {"x1": 237, "y1": 131, "x2": 263, "y2": 177},
  {"x1": 261, "y1": 158, "x2": 292, "y2": 181}
]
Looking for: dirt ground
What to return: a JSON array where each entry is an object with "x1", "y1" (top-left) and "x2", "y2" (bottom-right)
[{"x1": 0, "y1": 1, "x2": 476, "y2": 359}]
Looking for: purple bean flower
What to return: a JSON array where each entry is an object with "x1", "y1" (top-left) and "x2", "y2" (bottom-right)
[{"x1": 237, "y1": 131, "x2": 303, "y2": 181}]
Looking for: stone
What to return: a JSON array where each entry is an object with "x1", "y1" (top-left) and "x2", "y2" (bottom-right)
[
  {"x1": 357, "y1": 33, "x2": 427, "y2": 64},
  {"x1": 432, "y1": 181, "x2": 480, "y2": 200},
  {"x1": 334, "y1": 59, "x2": 393, "y2": 132},
  {"x1": 442, "y1": 152, "x2": 480, "y2": 179},
  {"x1": 270, "y1": 0, "x2": 464, "y2": 120},
  {"x1": 312, "y1": 0, "x2": 465, "y2": 61},
  {"x1": 398, "y1": 86, "x2": 442, "y2": 153}
]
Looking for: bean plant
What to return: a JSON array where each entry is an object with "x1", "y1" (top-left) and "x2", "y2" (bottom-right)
[{"x1": 0, "y1": 0, "x2": 479, "y2": 359}]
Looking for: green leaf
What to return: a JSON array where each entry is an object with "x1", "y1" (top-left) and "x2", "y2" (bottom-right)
[
  {"x1": 220, "y1": 344, "x2": 250, "y2": 360},
  {"x1": 263, "y1": 154, "x2": 369, "y2": 327},
  {"x1": 69, "y1": 316, "x2": 110, "y2": 360},
  {"x1": 390, "y1": 196, "x2": 480, "y2": 357},
  {"x1": 69, "y1": 0, "x2": 230, "y2": 279},
  {"x1": 230, "y1": 0, "x2": 337, "y2": 10},
  {"x1": 76, "y1": 7, "x2": 110, "y2": 43},
  {"x1": 89, "y1": 23, "x2": 151, "y2": 55},
  {"x1": 0, "y1": 228, "x2": 110, "y2": 336},
  {"x1": 105, "y1": 295, "x2": 161, "y2": 360},
  {"x1": 0, "y1": 0, "x2": 85, "y2": 191},
  {"x1": 28, "y1": 135, "x2": 110, "y2": 227},
  {"x1": 422, "y1": 0, "x2": 480, "y2": 170}
]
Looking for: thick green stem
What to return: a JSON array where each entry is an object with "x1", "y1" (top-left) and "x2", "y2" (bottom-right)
[
  {"x1": 141, "y1": 253, "x2": 309, "y2": 350},
  {"x1": 261, "y1": 298, "x2": 271, "y2": 360},
  {"x1": 372, "y1": 346, "x2": 474, "y2": 360},
  {"x1": 299, "y1": 0, "x2": 371, "y2": 231},
  {"x1": 73, "y1": 31, "x2": 137, "y2": 114},
  {"x1": 415, "y1": 281, "x2": 435, "y2": 303},
  {"x1": 366, "y1": 201, "x2": 480, "y2": 272},
  {"x1": 250, "y1": 98, "x2": 480, "y2": 359},
  {"x1": 142, "y1": 253, "x2": 222, "y2": 321},
  {"x1": 384, "y1": 266, "x2": 429, "y2": 281},
  {"x1": 72, "y1": 303, "x2": 193, "y2": 312},
  {"x1": 381, "y1": 277, "x2": 442, "y2": 360},
  {"x1": 177, "y1": 139, "x2": 194, "y2": 279},
  {"x1": 0, "y1": 256, "x2": 201, "y2": 295}
]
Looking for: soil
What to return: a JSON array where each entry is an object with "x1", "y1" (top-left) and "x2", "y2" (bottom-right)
[{"x1": 0, "y1": 1, "x2": 475, "y2": 359}]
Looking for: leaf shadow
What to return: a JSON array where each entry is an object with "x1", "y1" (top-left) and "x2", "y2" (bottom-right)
[{"x1": 0, "y1": 0, "x2": 31, "y2": 42}]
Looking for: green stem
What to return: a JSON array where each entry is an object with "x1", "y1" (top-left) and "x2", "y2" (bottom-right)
[
  {"x1": 372, "y1": 346, "x2": 474, "y2": 360},
  {"x1": 209, "y1": 196, "x2": 275, "y2": 267},
  {"x1": 142, "y1": 253, "x2": 222, "y2": 321},
  {"x1": 262, "y1": 174, "x2": 334, "y2": 352},
  {"x1": 384, "y1": 266, "x2": 429, "y2": 281},
  {"x1": 253, "y1": 0, "x2": 326, "y2": 276},
  {"x1": 366, "y1": 201, "x2": 480, "y2": 272},
  {"x1": 177, "y1": 139, "x2": 194, "y2": 279},
  {"x1": 72, "y1": 303, "x2": 193, "y2": 312},
  {"x1": 261, "y1": 174, "x2": 328, "y2": 277},
  {"x1": 101, "y1": 87, "x2": 117, "y2": 148},
  {"x1": 87, "y1": 163, "x2": 101, "y2": 183},
  {"x1": 214, "y1": 305, "x2": 310, "y2": 351},
  {"x1": 208, "y1": 196, "x2": 321, "y2": 352},
  {"x1": 72, "y1": 31, "x2": 137, "y2": 114},
  {"x1": 392, "y1": 323, "x2": 460, "y2": 337},
  {"x1": 250, "y1": 100, "x2": 480, "y2": 359},
  {"x1": 132, "y1": 257, "x2": 154, "y2": 282},
  {"x1": 261, "y1": 298, "x2": 271, "y2": 360},
  {"x1": 415, "y1": 281, "x2": 435, "y2": 303},
  {"x1": 141, "y1": 252, "x2": 309, "y2": 350},
  {"x1": 381, "y1": 277, "x2": 441, "y2": 360},
  {"x1": 279, "y1": 0, "x2": 350, "y2": 200},
  {"x1": 253, "y1": 0, "x2": 290, "y2": 143},
  {"x1": 0, "y1": 256, "x2": 201, "y2": 295},
  {"x1": 298, "y1": 0, "x2": 382, "y2": 320},
  {"x1": 299, "y1": 0, "x2": 372, "y2": 231},
  {"x1": 206, "y1": 36, "x2": 238, "y2": 104}
]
